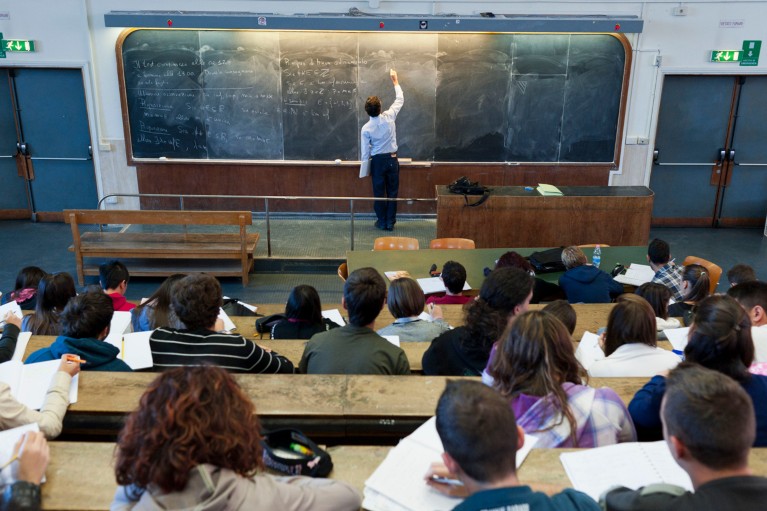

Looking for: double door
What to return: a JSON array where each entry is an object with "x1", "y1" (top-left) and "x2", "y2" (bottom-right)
[
  {"x1": 650, "y1": 75, "x2": 767, "y2": 227},
  {"x1": 0, "y1": 68, "x2": 97, "y2": 221}
]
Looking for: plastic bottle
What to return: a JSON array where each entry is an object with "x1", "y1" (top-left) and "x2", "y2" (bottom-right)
[{"x1": 592, "y1": 244, "x2": 601, "y2": 268}]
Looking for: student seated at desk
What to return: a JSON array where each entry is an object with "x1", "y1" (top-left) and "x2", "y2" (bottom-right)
[
  {"x1": 579, "y1": 295, "x2": 681, "y2": 378},
  {"x1": 112, "y1": 366, "x2": 361, "y2": 511},
  {"x1": 667, "y1": 264, "x2": 710, "y2": 326},
  {"x1": 425, "y1": 380, "x2": 599, "y2": 511},
  {"x1": 648, "y1": 238, "x2": 684, "y2": 302},
  {"x1": 488, "y1": 311, "x2": 635, "y2": 448},
  {"x1": 0, "y1": 431, "x2": 50, "y2": 510},
  {"x1": 299, "y1": 268, "x2": 409, "y2": 375},
  {"x1": 270, "y1": 285, "x2": 340, "y2": 340},
  {"x1": 558, "y1": 246, "x2": 623, "y2": 304},
  {"x1": 378, "y1": 277, "x2": 449, "y2": 342},
  {"x1": 99, "y1": 260, "x2": 135, "y2": 312},
  {"x1": 635, "y1": 283, "x2": 681, "y2": 332},
  {"x1": 422, "y1": 267, "x2": 533, "y2": 377},
  {"x1": 492, "y1": 251, "x2": 565, "y2": 304},
  {"x1": 727, "y1": 263, "x2": 757, "y2": 287},
  {"x1": 542, "y1": 300, "x2": 576, "y2": 336},
  {"x1": 728, "y1": 280, "x2": 767, "y2": 364},
  {"x1": 2, "y1": 265, "x2": 47, "y2": 311},
  {"x1": 603, "y1": 363, "x2": 767, "y2": 511},
  {"x1": 131, "y1": 273, "x2": 186, "y2": 332},
  {"x1": 26, "y1": 291, "x2": 131, "y2": 372},
  {"x1": 150, "y1": 274, "x2": 293, "y2": 374},
  {"x1": 425, "y1": 261, "x2": 473, "y2": 306},
  {"x1": 629, "y1": 295, "x2": 767, "y2": 444},
  {"x1": 21, "y1": 272, "x2": 76, "y2": 336}
]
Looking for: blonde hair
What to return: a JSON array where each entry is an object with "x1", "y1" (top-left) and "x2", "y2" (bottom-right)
[{"x1": 561, "y1": 246, "x2": 588, "y2": 270}]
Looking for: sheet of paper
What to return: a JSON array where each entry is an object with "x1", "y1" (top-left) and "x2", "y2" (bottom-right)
[
  {"x1": 322, "y1": 309, "x2": 346, "y2": 327},
  {"x1": 223, "y1": 296, "x2": 258, "y2": 313},
  {"x1": 575, "y1": 331, "x2": 605, "y2": 371},
  {"x1": 560, "y1": 441, "x2": 693, "y2": 502},
  {"x1": 0, "y1": 301, "x2": 22, "y2": 329},
  {"x1": 418, "y1": 312, "x2": 432, "y2": 322},
  {"x1": 663, "y1": 326, "x2": 690, "y2": 352},
  {"x1": 11, "y1": 332, "x2": 32, "y2": 362},
  {"x1": 0, "y1": 423, "x2": 41, "y2": 486},
  {"x1": 104, "y1": 311, "x2": 133, "y2": 347},
  {"x1": 614, "y1": 263, "x2": 656, "y2": 287},
  {"x1": 13, "y1": 360, "x2": 78, "y2": 410},
  {"x1": 381, "y1": 335, "x2": 400, "y2": 347},
  {"x1": 416, "y1": 277, "x2": 471, "y2": 295},
  {"x1": 120, "y1": 331, "x2": 154, "y2": 370},
  {"x1": 218, "y1": 308, "x2": 236, "y2": 332}
]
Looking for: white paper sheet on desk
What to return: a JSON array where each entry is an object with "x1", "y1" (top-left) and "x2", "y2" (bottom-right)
[
  {"x1": 560, "y1": 441, "x2": 692, "y2": 502},
  {"x1": 10, "y1": 332, "x2": 31, "y2": 362},
  {"x1": 0, "y1": 359, "x2": 78, "y2": 410},
  {"x1": 417, "y1": 277, "x2": 471, "y2": 295},
  {"x1": 218, "y1": 308, "x2": 236, "y2": 332},
  {"x1": 575, "y1": 331, "x2": 605, "y2": 371},
  {"x1": 614, "y1": 264, "x2": 656, "y2": 287},
  {"x1": 663, "y1": 327, "x2": 690, "y2": 352},
  {"x1": 0, "y1": 301, "x2": 22, "y2": 329},
  {"x1": 118, "y1": 331, "x2": 154, "y2": 370},
  {"x1": 0, "y1": 423, "x2": 42, "y2": 485},
  {"x1": 322, "y1": 309, "x2": 346, "y2": 327},
  {"x1": 104, "y1": 311, "x2": 133, "y2": 346},
  {"x1": 381, "y1": 335, "x2": 400, "y2": 347}
]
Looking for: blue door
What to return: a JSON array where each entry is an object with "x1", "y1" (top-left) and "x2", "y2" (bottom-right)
[
  {"x1": 0, "y1": 69, "x2": 30, "y2": 217},
  {"x1": 0, "y1": 68, "x2": 97, "y2": 221}
]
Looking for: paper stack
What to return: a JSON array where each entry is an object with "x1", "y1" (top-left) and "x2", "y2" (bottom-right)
[
  {"x1": 537, "y1": 183, "x2": 564, "y2": 196},
  {"x1": 614, "y1": 264, "x2": 656, "y2": 287}
]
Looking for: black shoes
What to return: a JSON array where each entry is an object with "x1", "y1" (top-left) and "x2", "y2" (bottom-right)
[{"x1": 375, "y1": 220, "x2": 395, "y2": 231}]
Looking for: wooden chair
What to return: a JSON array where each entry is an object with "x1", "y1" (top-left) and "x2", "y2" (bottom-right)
[
  {"x1": 682, "y1": 256, "x2": 723, "y2": 294},
  {"x1": 430, "y1": 238, "x2": 476, "y2": 250},
  {"x1": 337, "y1": 262, "x2": 348, "y2": 282},
  {"x1": 373, "y1": 237, "x2": 420, "y2": 251}
]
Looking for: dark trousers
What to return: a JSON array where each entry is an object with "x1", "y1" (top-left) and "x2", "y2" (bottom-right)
[{"x1": 371, "y1": 153, "x2": 399, "y2": 227}]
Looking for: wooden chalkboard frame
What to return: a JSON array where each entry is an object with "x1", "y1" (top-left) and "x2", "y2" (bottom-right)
[{"x1": 116, "y1": 28, "x2": 631, "y2": 168}]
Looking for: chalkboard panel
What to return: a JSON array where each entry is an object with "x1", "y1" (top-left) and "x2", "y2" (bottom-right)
[{"x1": 119, "y1": 30, "x2": 628, "y2": 163}]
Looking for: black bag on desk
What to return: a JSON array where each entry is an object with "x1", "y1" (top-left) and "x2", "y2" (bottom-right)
[
  {"x1": 447, "y1": 176, "x2": 491, "y2": 207},
  {"x1": 255, "y1": 313, "x2": 287, "y2": 338},
  {"x1": 528, "y1": 247, "x2": 567, "y2": 274},
  {"x1": 262, "y1": 428, "x2": 333, "y2": 478},
  {"x1": 222, "y1": 298, "x2": 257, "y2": 317}
]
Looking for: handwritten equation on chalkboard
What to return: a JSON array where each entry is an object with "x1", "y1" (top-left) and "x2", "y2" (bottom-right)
[{"x1": 119, "y1": 30, "x2": 628, "y2": 163}]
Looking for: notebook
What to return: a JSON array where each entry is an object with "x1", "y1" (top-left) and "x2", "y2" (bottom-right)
[
  {"x1": 0, "y1": 423, "x2": 43, "y2": 485},
  {"x1": 614, "y1": 264, "x2": 656, "y2": 287},
  {"x1": 537, "y1": 183, "x2": 564, "y2": 196},
  {"x1": 663, "y1": 327, "x2": 691, "y2": 352},
  {"x1": 416, "y1": 277, "x2": 471, "y2": 295},
  {"x1": 0, "y1": 359, "x2": 78, "y2": 410}
]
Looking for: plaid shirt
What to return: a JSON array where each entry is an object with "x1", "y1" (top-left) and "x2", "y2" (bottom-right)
[{"x1": 652, "y1": 262, "x2": 684, "y2": 302}]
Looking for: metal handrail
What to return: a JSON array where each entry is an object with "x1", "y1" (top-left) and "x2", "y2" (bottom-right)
[{"x1": 96, "y1": 192, "x2": 437, "y2": 256}]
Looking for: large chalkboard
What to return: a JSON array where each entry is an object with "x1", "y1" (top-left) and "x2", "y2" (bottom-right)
[{"x1": 119, "y1": 30, "x2": 628, "y2": 163}]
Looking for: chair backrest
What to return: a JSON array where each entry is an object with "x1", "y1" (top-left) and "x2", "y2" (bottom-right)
[
  {"x1": 682, "y1": 256, "x2": 723, "y2": 294},
  {"x1": 337, "y1": 262, "x2": 348, "y2": 282},
  {"x1": 373, "y1": 237, "x2": 420, "y2": 251},
  {"x1": 430, "y1": 238, "x2": 476, "y2": 250}
]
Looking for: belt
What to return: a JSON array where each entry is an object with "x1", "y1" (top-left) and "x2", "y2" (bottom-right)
[{"x1": 372, "y1": 152, "x2": 397, "y2": 158}]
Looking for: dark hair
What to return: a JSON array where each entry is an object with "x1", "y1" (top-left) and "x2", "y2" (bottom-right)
[
  {"x1": 60, "y1": 291, "x2": 114, "y2": 339},
  {"x1": 99, "y1": 260, "x2": 130, "y2": 290},
  {"x1": 285, "y1": 285, "x2": 323, "y2": 325},
  {"x1": 561, "y1": 246, "x2": 588, "y2": 270},
  {"x1": 635, "y1": 282, "x2": 672, "y2": 320},
  {"x1": 727, "y1": 264, "x2": 757, "y2": 287},
  {"x1": 647, "y1": 238, "x2": 671, "y2": 265},
  {"x1": 663, "y1": 363, "x2": 755, "y2": 470},
  {"x1": 490, "y1": 311, "x2": 585, "y2": 443},
  {"x1": 463, "y1": 267, "x2": 534, "y2": 361},
  {"x1": 115, "y1": 366, "x2": 263, "y2": 497},
  {"x1": 13, "y1": 266, "x2": 47, "y2": 292},
  {"x1": 604, "y1": 294, "x2": 657, "y2": 356},
  {"x1": 495, "y1": 251, "x2": 534, "y2": 274},
  {"x1": 436, "y1": 380, "x2": 518, "y2": 483},
  {"x1": 684, "y1": 295, "x2": 753, "y2": 382},
  {"x1": 171, "y1": 274, "x2": 222, "y2": 330},
  {"x1": 387, "y1": 277, "x2": 425, "y2": 319},
  {"x1": 364, "y1": 95, "x2": 382, "y2": 117},
  {"x1": 25, "y1": 273, "x2": 77, "y2": 335},
  {"x1": 344, "y1": 267, "x2": 386, "y2": 326},
  {"x1": 132, "y1": 274, "x2": 186, "y2": 330},
  {"x1": 441, "y1": 261, "x2": 467, "y2": 294},
  {"x1": 681, "y1": 264, "x2": 710, "y2": 303},
  {"x1": 727, "y1": 280, "x2": 767, "y2": 315},
  {"x1": 542, "y1": 300, "x2": 576, "y2": 335}
]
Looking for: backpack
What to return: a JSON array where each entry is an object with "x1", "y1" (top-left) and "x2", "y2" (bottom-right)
[
  {"x1": 527, "y1": 247, "x2": 567, "y2": 274},
  {"x1": 255, "y1": 313, "x2": 287, "y2": 338}
]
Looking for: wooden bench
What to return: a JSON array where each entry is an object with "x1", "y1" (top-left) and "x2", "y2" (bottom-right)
[{"x1": 65, "y1": 209, "x2": 259, "y2": 286}]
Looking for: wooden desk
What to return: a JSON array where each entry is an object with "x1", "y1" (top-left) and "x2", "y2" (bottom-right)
[
  {"x1": 40, "y1": 442, "x2": 767, "y2": 510},
  {"x1": 436, "y1": 185, "x2": 654, "y2": 248}
]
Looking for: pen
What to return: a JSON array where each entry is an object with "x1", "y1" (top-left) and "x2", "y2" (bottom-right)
[
  {"x1": 430, "y1": 475, "x2": 464, "y2": 486},
  {"x1": 65, "y1": 355, "x2": 86, "y2": 364}
]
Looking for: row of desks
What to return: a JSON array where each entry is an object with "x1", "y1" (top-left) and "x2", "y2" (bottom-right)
[{"x1": 40, "y1": 442, "x2": 767, "y2": 511}]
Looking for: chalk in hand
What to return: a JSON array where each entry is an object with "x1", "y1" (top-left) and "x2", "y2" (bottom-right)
[{"x1": 390, "y1": 68, "x2": 396, "y2": 76}]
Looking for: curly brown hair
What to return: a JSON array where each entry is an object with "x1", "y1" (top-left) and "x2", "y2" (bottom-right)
[
  {"x1": 171, "y1": 273, "x2": 223, "y2": 330},
  {"x1": 114, "y1": 366, "x2": 263, "y2": 498}
]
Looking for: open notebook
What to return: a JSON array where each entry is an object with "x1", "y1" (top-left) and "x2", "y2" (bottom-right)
[
  {"x1": 0, "y1": 423, "x2": 43, "y2": 485},
  {"x1": 0, "y1": 359, "x2": 78, "y2": 409}
]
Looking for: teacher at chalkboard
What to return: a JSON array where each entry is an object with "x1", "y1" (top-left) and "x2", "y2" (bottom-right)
[{"x1": 360, "y1": 70, "x2": 404, "y2": 231}]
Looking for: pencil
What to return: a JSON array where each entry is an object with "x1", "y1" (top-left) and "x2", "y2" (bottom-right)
[
  {"x1": 65, "y1": 355, "x2": 86, "y2": 364},
  {"x1": 0, "y1": 454, "x2": 18, "y2": 470}
]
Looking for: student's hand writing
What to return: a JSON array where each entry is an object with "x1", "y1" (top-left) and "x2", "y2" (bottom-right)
[
  {"x1": 14, "y1": 432, "x2": 49, "y2": 485},
  {"x1": 58, "y1": 354, "x2": 81, "y2": 377},
  {"x1": 429, "y1": 304, "x2": 444, "y2": 321},
  {"x1": 3, "y1": 311, "x2": 21, "y2": 329},
  {"x1": 423, "y1": 462, "x2": 468, "y2": 498}
]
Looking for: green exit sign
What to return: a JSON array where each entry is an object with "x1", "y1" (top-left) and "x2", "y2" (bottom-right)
[
  {"x1": 2, "y1": 39, "x2": 34, "y2": 52},
  {"x1": 711, "y1": 50, "x2": 742, "y2": 62}
]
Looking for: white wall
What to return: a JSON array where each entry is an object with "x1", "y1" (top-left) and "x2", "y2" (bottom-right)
[{"x1": 1, "y1": 0, "x2": 765, "y2": 204}]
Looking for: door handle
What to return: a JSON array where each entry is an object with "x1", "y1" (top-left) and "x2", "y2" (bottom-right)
[{"x1": 653, "y1": 149, "x2": 659, "y2": 164}]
